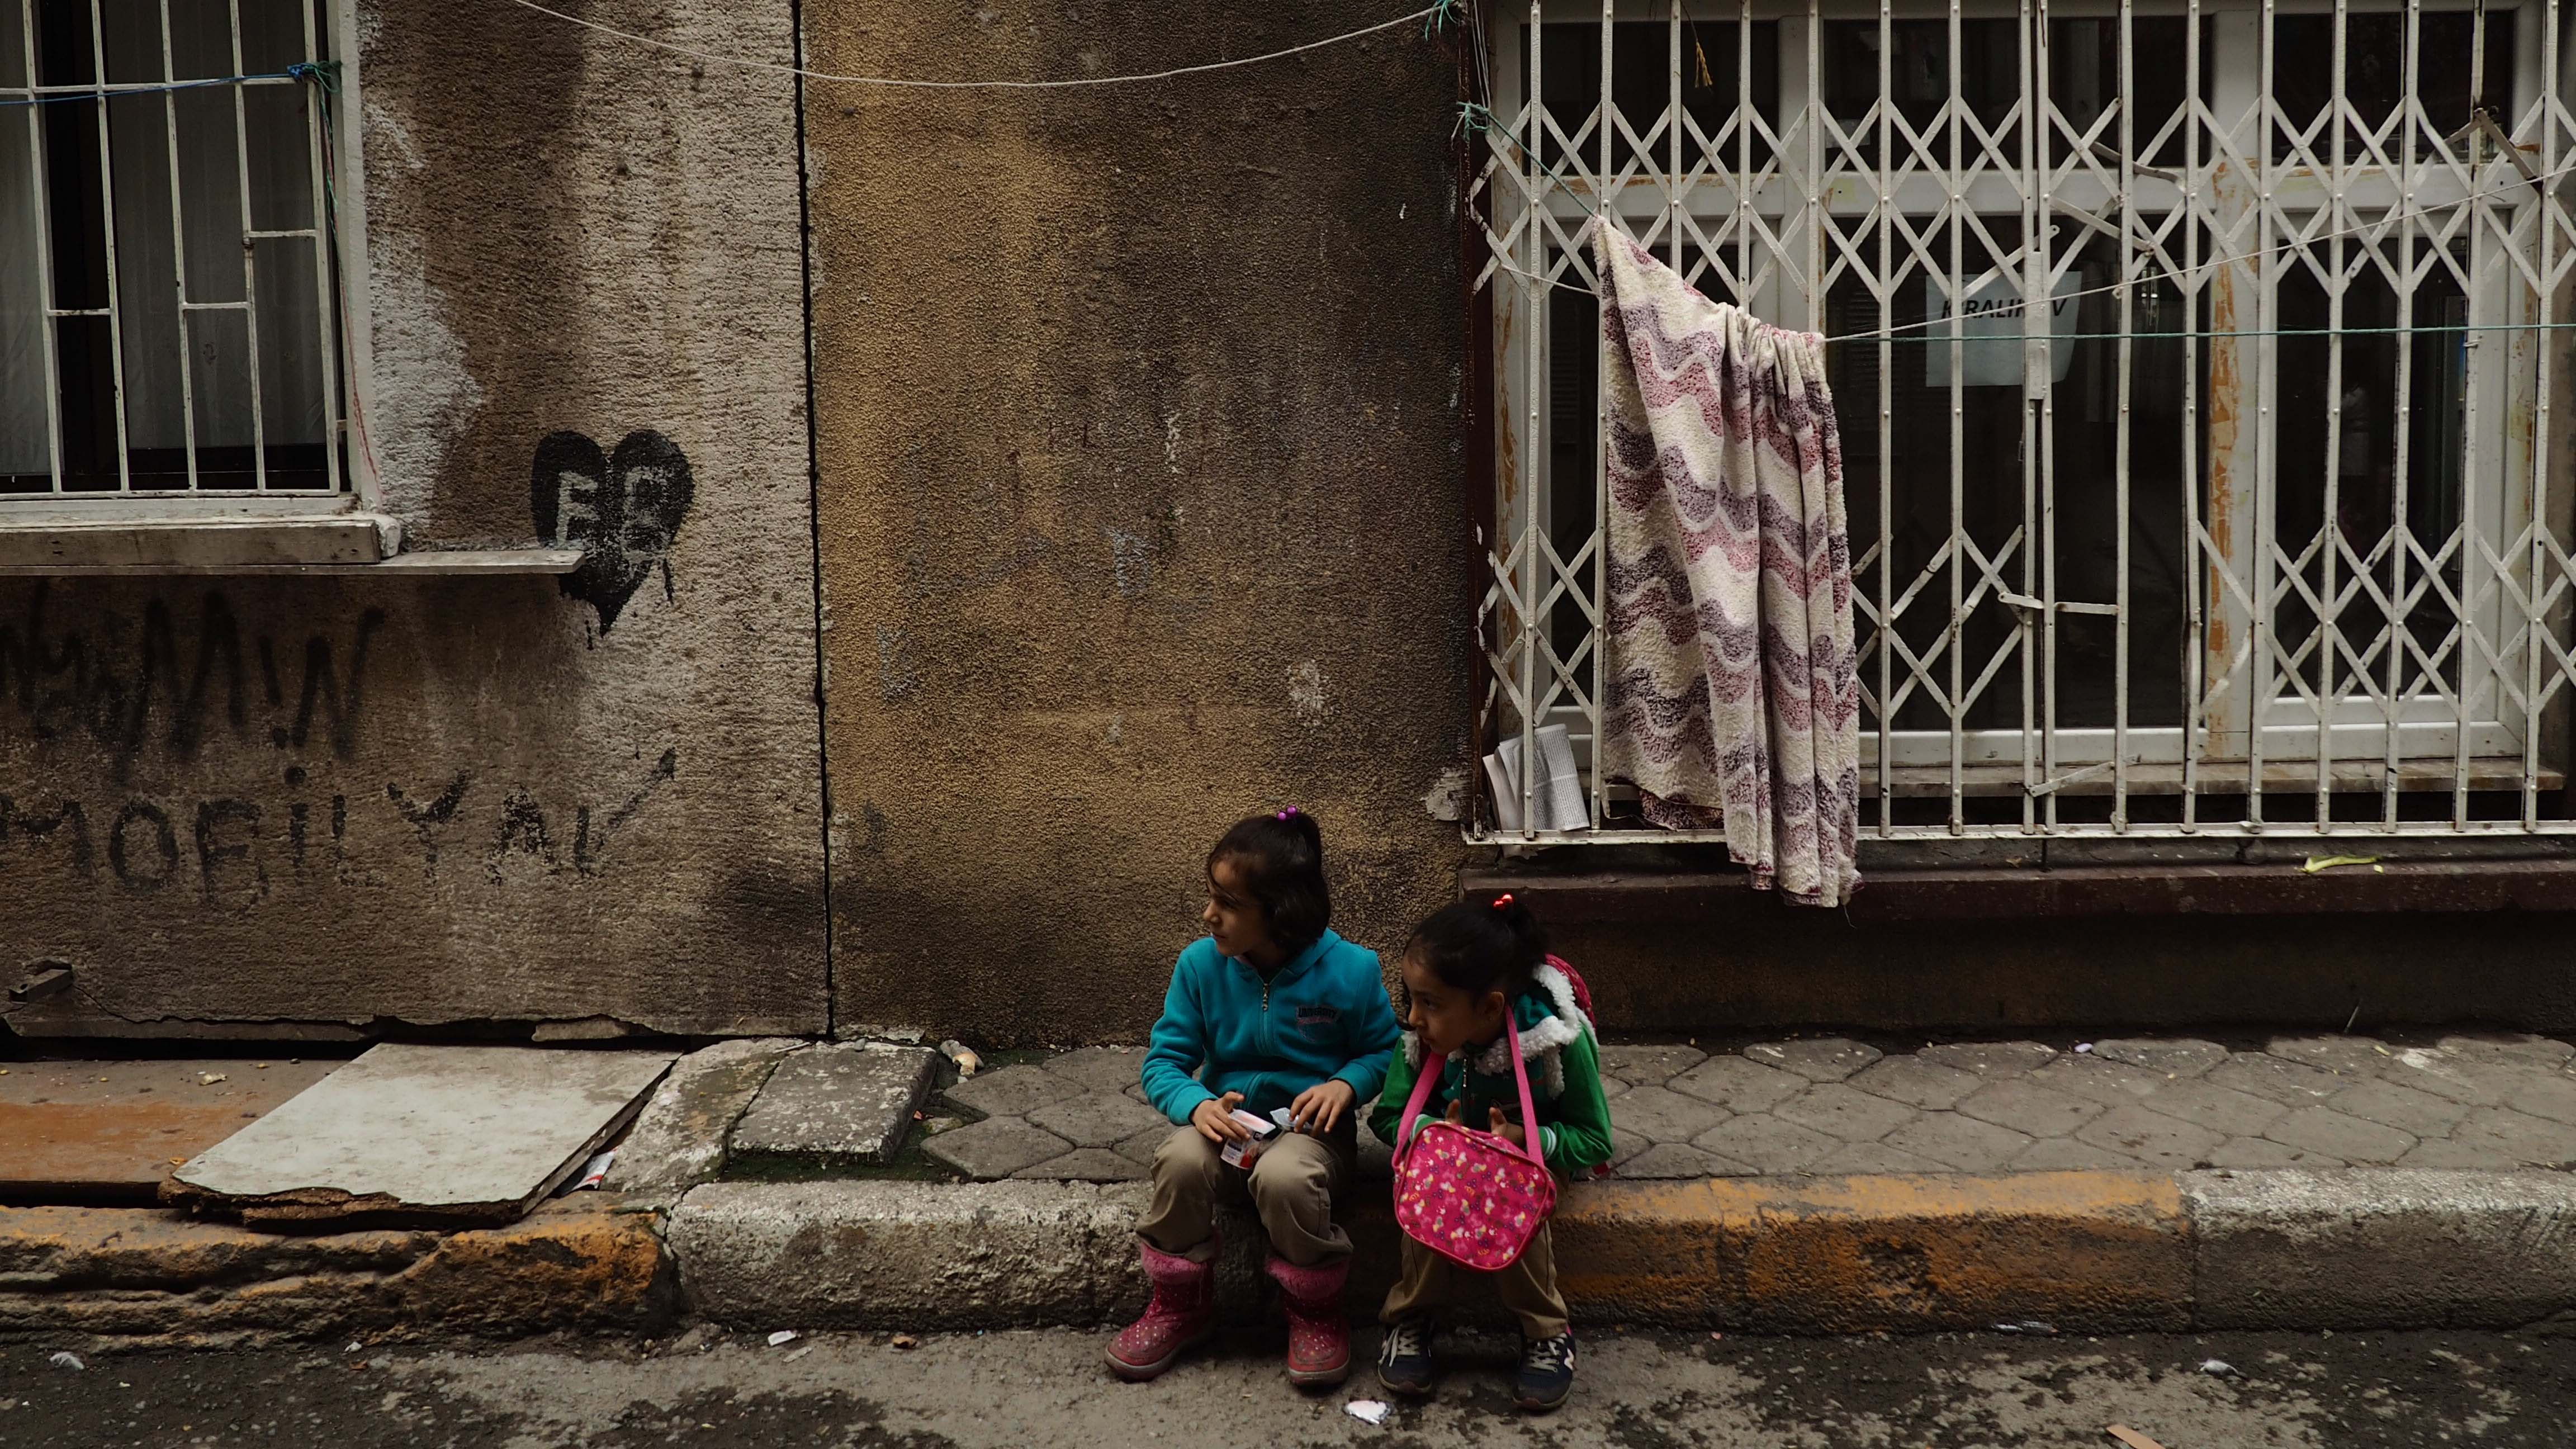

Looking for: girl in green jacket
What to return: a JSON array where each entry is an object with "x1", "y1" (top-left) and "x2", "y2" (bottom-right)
[{"x1": 1370, "y1": 893, "x2": 1611, "y2": 1412}]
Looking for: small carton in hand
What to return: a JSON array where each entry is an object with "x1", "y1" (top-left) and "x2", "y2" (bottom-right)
[{"x1": 1220, "y1": 1109, "x2": 1278, "y2": 1167}]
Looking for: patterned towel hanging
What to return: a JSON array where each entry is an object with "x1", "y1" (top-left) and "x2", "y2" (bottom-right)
[{"x1": 1593, "y1": 225, "x2": 1862, "y2": 908}]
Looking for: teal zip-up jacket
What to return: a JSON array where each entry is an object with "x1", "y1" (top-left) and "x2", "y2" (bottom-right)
[{"x1": 1140, "y1": 929, "x2": 1401, "y2": 1124}]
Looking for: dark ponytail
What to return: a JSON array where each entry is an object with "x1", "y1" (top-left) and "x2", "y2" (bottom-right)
[
  {"x1": 1406, "y1": 892, "x2": 1549, "y2": 1000},
  {"x1": 1208, "y1": 809, "x2": 1331, "y2": 952}
]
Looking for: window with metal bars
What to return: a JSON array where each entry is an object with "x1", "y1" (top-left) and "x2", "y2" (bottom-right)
[
  {"x1": 1, "y1": 0, "x2": 346, "y2": 500},
  {"x1": 1469, "y1": 0, "x2": 2574, "y2": 842}
]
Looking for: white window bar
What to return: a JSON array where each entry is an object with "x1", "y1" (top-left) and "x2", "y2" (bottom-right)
[
  {"x1": 1, "y1": 0, "x2": 344, "y2": 499},
  {"x1": 1468, "y1": 0, "x2": 2576, "y2": 841}
]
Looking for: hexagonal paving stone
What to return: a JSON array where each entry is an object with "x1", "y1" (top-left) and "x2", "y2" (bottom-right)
[
  {"x1": 2204, "y1": 1136, "x2": 2346, "y2": 1169},
  {"x1": 2328, "y1": 1078, "x2": 2475, "y2": 1137},
  {"x1": 1606, "y1": 1126, "x2": 1654, "y2": 1170},
  {"x1": 2006, "y1": 1137, "x2": 2144, "y2": 1172},
  {"x1": 2380, "y1": 1049, "x2": 2521, "y2": 1107},
  {"x1": 2437, "y1": 1032, "x2": 2576, "y2": 1068},
  {"x1": 1773, "y1": 1084, "x2": 1920, "y2": 1143},
  {"x1": 1044, "y1": 1046, "x2": 1150, "y2": 1095},
  {"x1": 2397, "y1": 1136, "x2": 2518, "y2": 1168},
  {"x1": 2267, "y1": 1035, "x2": 2399, "y2": 1079},
  {"x1": 1618, "y1": 1142, "x2": 1752, "y2": 1179},
  {"x1": 1742, "y1": 1038, "x2": 1883, "y2": 1082},
  {"x1": 1692, "y1": 1114, "x2": 1839, "y2": 1175},
  {"x1": 1597, "y1": 1043, "x2": 1708, "y2": 1086},
  {"x1": 1115, "y1": 1123, "x2": 1176, "y2": 1167},
  {"x1": 1881, "y1": 1113, "x2": 2034, "y2": 1172},
  {"x1": 2202, "y1": 1052, "x2": 2351, "y2": 1108},
  {"x1": 2091, "y1": 1038, "x2": 2232, "y2": 1078},
  {"x1": 1669, "y1": 1055, "x2": 1806, "y2": 1113},
  {"x1": 2027, "y1": 1055, "x2": 2167, "y2": 1109},
  {"x1": 922, "y1": 1117, "x2": 1073, "y2": 1180},
  {"x1": 1611, "y1": 1085, "x2": 1731, "y2": 1144},
  {"x1": 1810, "y1": 1140, "x2": 1953, "y2": 1175},
  {"x1": 1016, "y1": 1148, "x2": 1145, "y2": 1182},
  {"x1": 2262, "y1": 1106, "x2": 2416, "y2": 1165},
  {"x1": 2134, "y1": 1078, "x2": 2290, "y2": 1138},
  {"x1": 1846, "y1": 1055, "x2": 1982, "y2": 1110},
  {"x1": 2075, "y1": 1104, "x2": 2225, "y2": 1170},
  {"x1": 1027, "y1": 1090, "x2": 1169, "y2": 1148},
  {"x1": 1917, "y1": 1041, "x2": 2059, "y2": 1079},
  {"x1": 2509, "y1": 1072, "x2": 2576, "y2": 1127},
  {"x1": 946, "y1": 1064, "x2": 1083, "y2": 1118},
  {"x1": 2445, "y1": 1106, "x2": 2576, "y2": 1166},
  {"x1": 1953, "y1": 1079, "x2": 2106, "y2": 1139}
]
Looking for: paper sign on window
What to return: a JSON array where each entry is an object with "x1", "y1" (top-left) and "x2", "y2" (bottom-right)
[{"x1": 1925, "y1": 268, "x2": 2081, "y2": 389}]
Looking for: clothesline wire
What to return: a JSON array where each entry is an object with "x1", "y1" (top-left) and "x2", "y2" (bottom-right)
[
  {"x1": 486, "y1": 0, "x2": 1443, "y2": 91},
  {"x1": 0, "y1": 66, "x2": 319, "y2": 107},
  {"x1": 1481, "y1": 150, "x2": 2576, "y2": 347}
]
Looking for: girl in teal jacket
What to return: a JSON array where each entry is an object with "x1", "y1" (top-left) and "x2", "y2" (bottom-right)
[{"x1": 1107, "y1": 809, "x2": 1399, "y2": 1390}]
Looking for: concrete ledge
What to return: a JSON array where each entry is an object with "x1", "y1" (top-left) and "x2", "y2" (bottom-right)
[
  {"x1": 670, "y1": 1180, "x2": 1149, "y2": 1330},
  {"x1": 0, "y1": 1197, "x2": 672, "y2": 1347},
  {"x1": 1559, "y1": 1173, "x2": 2191, "y2": 1333},
  {"x1": 2184, "y1": 1169, "x2": 2576, "y2": 1329},
  {"x1": 671, "y1": 1173, "x2": 2193, "y2": 1335}
]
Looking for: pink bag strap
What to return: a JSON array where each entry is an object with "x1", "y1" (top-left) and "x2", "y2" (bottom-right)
[
  {"x1": 1394, "y1": 1016, "x2": 1549, "y2": 1173},
  {"x1": 1502, "y1": 1015, "x2": 1547, "y2": 1170},
  {"x1": 1394, "y1": 1042, "x2": 1446, "y2": 1161}
]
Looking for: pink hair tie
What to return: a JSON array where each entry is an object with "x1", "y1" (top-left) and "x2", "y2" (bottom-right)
[
  {"x1": 1491, "y1": 892, "x2": 1514, "y2": 909},
  {"x1": 1276, "y1": 807, "x2": 1301, "y2": 820}
]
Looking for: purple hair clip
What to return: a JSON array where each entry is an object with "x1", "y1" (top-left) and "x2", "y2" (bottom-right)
[{"x1": 1276, "y1": 807, "x2": 1301, "y2": 820}]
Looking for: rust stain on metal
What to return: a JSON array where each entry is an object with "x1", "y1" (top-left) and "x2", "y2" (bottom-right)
[{"x1": 2204, "y1": 238, "x2": 2241, "y2": 663}]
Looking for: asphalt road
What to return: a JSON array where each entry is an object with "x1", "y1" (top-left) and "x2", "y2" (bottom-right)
[{"x1": 3, "y1": 1325, "x2": 2569, "y2": 1448}]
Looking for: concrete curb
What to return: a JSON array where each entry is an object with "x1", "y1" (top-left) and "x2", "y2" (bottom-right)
[
  {"x1": 669, "y1": 1169, "x2": 2576, "y2": 1335},
  {"x1": 0, "y1": 1198, "x2": 674, "y2": 1347}
]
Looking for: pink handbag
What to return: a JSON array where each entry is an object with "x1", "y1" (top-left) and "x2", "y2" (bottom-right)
[{"x1": 1391, "y1": 1015, "x2": 1557, "y2": 1271}]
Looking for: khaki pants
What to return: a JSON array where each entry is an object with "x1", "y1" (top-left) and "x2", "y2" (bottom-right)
[
  {"x1": 1379, "y1": 1223, "x2": 1569, "y2": 1340},
  {"x1": 1137, "y1": 1125, "x2": 1352, "y2": 1267}
]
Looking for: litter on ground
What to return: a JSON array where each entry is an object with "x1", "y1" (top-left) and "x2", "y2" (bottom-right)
[{"x1": 1344, "y1": 1400, "x2": 1391, "y2": 1426}]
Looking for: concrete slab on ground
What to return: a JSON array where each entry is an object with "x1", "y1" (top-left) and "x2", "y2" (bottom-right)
[
  {"x1": 728, "y1": 1043, "x2": 940, "y2": 1164},
  {"x1": 165, "y1": 1045, "x2": 676, "y2": 1227},
  {"x1": 0, "y1": 1058, "x2": 339, "y2": 1202},
  {"x1": 603, "y1": 1039, "x2": 806, "y2": 1202}
]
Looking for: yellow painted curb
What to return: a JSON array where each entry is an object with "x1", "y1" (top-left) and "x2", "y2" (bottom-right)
[{"x1": 1549, "y1": 1172, "x2": 2191, "y2": 1332}]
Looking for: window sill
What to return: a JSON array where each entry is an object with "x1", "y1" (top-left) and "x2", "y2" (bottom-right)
[
  {"x1": 0, "y1": 514, "x2": 580, "y2": 575},
  {"x1": 1463, "y1": 859, "x2": 2576, "y2": 921}
]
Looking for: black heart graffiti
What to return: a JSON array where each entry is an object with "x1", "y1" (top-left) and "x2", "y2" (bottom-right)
[{"x1": 530, "y1": 430, "x2": 694, "y2": 633}]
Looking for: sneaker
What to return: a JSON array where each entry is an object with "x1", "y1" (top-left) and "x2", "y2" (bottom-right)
[
  {"x1": 1375, "y1": 1317, "x2": 1437, "y2": 1398},
  {"x1": 1513, "y1": 1331, "x2": 1576, "y2": 1412}
]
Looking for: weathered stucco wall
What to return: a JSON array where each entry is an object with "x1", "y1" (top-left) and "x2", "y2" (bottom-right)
[
  {"x1": 0, "y1": 2, "x2": 826, "y2": 1037},
  {"x1": 807, "y1": 4, "x2": 1474, "y2": 1044}
]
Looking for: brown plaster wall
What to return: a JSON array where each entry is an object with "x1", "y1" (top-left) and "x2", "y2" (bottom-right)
[
  {"x1": 0, "y1": 2, "x2": 827, "y2": 1036},
  {"x1": 806, "y1": 3, "x2": 1474, "y2": 1044}
]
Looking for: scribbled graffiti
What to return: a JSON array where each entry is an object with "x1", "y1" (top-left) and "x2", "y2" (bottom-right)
[
  {"x1": 531, "y1": 429, "x2": 695, "y2": 632},
  {"x1": 0, "y1": 584, "x2": 380, "y2": 780},
  {"x1": 0, "y1": 747, "x2": 680, "y2": 903}
]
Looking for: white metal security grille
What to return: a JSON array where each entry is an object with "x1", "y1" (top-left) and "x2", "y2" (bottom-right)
[
  {"x1": 1469, "y1": 0, "x2": 2576, "y2": 841},
  {"x1": 1, "y1": 0, "x2": 344, "y2": 499}
]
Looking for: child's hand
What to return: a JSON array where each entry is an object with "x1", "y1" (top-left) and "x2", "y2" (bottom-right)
[
  {"x1": 1191, "y1": 1091, "x2": 1253, "y2": 1145},
  {"x1": 1289, "y1": 1079, "x2": 1356, "y2": 1134},
  {"x1": 1487, "y1": 1106, "x2": 1526, "y2": 1147}
]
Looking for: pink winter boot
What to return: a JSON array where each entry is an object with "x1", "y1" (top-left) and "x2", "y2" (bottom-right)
[
  {"x1": 1106, "y1": 1239, "x2": 1216, "y2": 1381},
  {"x1": 1265, "y1": 1253, "x2": 1352, "y2": 1388}
]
